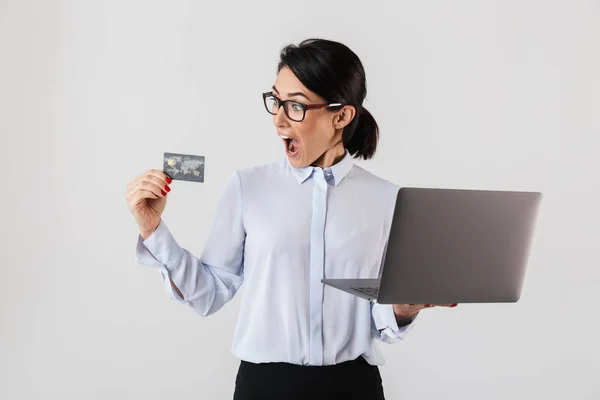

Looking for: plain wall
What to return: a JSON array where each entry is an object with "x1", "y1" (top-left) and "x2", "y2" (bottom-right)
[{"x1": 1, "y1": 1, "x2": 599, "y2": 399}]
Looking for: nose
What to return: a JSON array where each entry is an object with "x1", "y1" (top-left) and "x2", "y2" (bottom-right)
[{"x1": 273, "y1": 104, "x2": 289, "y2": 127}]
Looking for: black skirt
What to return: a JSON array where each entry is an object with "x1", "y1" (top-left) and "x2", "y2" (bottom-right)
[{"x1": 233, "y1": 356, "x2": 385, "y2": 400}]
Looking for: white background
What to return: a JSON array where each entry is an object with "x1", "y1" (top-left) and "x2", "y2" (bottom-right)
[{"x1": 1, "y1": 1, "x2": 599, "y2": 399}]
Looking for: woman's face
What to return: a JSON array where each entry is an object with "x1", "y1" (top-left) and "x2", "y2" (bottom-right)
[{"x1": 271, "y1": 67, "x2": 350, "y2": 169}]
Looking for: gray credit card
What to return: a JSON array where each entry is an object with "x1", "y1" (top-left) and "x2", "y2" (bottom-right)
[{"x1": 163, "y1": 152, "x2": 205, "y2": 182}]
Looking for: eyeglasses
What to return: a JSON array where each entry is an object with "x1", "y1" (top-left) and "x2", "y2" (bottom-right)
[{"x1": 262, "y1": 92, "x2": 344, "y2": 122}]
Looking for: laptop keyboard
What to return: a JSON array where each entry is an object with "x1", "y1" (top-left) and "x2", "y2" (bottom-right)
[{"x1": 350, "y1": 287, "x2": 379, "y2": 297}]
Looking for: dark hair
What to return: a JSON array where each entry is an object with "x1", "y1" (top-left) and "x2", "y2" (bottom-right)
[{"x1": 277, "y1": 38, "x2": 379, "y2": 160}]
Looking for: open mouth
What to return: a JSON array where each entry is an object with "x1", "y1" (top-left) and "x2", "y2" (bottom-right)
[{"x1": 282, "y1": 137, "x2": 300, "y2": 157}]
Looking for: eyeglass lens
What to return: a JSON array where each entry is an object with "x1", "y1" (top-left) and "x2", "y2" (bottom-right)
[{"x1": 264, "y1": 95, "x2": 305, "y2": 121}]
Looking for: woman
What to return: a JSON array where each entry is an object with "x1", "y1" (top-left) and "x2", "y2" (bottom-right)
[{"x1": 126, "y1": 38, "x2": 456, "y2": 399}]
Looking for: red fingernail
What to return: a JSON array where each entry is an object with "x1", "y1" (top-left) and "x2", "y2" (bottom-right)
[
  {"x1": 165, "y1": 177, "x2": 172, "y2": 184},
  {"x1": 164, "y1": 185, "x2": 171, "y2": 192},
  {"x1": 161, "y1": 189, "x2": 167, "y2": 196}
]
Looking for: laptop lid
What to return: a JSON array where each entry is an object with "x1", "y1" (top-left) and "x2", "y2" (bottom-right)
[{"x1": 376, "y1": 187, "x2": 542, "y2": 304}]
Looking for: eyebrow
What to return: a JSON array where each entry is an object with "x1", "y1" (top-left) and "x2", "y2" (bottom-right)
[{"x1": 272, "y1": 85, "x2": 310, "y2": 101}]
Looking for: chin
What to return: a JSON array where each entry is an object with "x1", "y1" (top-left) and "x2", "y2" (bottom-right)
[{"x1": 287, "y1": 157, "x2": 306, "y2": 169}]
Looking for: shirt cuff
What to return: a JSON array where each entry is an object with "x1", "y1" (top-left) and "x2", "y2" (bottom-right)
[
  {"x1": 136, "y1": 219, "x2": 185, "y2": 271},
  {"x1": 372, "y1": 303, "x2": 418, "y2": 342}
]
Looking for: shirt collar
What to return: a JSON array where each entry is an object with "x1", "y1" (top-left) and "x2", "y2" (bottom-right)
[{"x1": 288, "y1": 150, "x2": 354, "y2": 187}]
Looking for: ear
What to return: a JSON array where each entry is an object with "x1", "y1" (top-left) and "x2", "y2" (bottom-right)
[{"x1": 332, "y1": 105, "x2": 356, "y2": 130}]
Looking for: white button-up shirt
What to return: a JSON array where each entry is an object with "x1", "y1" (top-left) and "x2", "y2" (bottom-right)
[{"x1": 135, "y1": 150, "x2": 417, "y2": 366}]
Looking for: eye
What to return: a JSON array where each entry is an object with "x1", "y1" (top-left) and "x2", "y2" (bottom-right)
[
  {"x1": 291, "y1": 102, "x2": 304, "y2": 112},
  {"x1": 265, "y1": 96, "x2": 279, "y2": 107}
]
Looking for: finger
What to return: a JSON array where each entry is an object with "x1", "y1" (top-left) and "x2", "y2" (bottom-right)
[
  {"x1": 127, "y1": 189, "x2": 160, "y2": 210},
  {"x1": 129, "y1": 170, "x2": 172, "y2": 190},
  {"x1": 146, "y1": 169, "x2": 172, "y2": 184},
  {"x1": 141, "y1": 180, "x2": 169, "y2": 197},
  {"x1": 136, "y1": 189, "x2": 160, "y2": 201},
  {"x1": 409, "y1": 304, "x2": 430, "y2": 309},
  {"x1": 132, "y1": 176, "x2": 171, "y2": 197},
  {"x1": 149, "y1": 169, "x2": 173, "y2": 184},
  {"x1": 128, "y1": 170, "x2": 153, "y2": 190},
  {"x1": 126, "y1": 181, "x2": 158, "y2": 202},
  {"x1": 133, "y1": 169, "x2": 170, "y2": 182},
  {"x1": 142, "y1": 174, "x2": 172, "y2": 193},
  {"x1": 432, "y1": 303, "x2": 459, "y2": 308},
  {"x1": 409, "y1": 304, "x2": 429, "y2": 311},
  {"x1": 129, "y1": 180, "x2": 168, "y2": 200}
]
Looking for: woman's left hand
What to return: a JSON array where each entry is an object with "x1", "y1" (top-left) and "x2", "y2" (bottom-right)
[{"x1": 393, "y1": 303, "x2": 458, "y2": 324}]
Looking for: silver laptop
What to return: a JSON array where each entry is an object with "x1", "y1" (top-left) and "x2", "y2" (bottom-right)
[{"x1": 322, "y1": 187, "x2": 542, "y2": 304}]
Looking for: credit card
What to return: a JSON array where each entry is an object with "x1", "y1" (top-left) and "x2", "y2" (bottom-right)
[{"x1": 163, "y1": 152, "x2": 205, "y2": 182}]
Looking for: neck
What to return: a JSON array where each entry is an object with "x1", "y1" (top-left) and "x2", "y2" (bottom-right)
[{"x1": 311, "y1": 141, "x2": 346, "y2": 169}]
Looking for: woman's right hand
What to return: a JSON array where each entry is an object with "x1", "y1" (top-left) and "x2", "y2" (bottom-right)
[{"x1": 126, "y1": 169, "x2": 172, "y2": 239}]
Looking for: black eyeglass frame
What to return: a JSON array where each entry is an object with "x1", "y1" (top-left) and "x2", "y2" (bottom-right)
[{"x1": 262, "y1": 91, "x2": 345, "y2": 122}]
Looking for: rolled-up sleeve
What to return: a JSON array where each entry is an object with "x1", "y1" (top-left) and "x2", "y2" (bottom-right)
[
  {"x1": 134, "y1": 171, "x2": 246, "y2": 316},
  {"x1": 370, "y1": 303, "x2": 418, "y2": 344}
]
